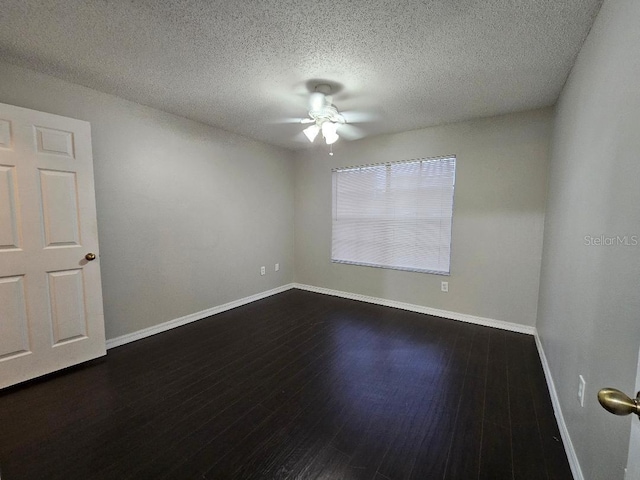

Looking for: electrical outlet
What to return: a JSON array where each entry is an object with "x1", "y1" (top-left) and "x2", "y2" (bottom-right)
[
  {"x1": 275, "y1": 263, "x2": 279, "y2": 272},
  {"x1": 441, "y1": 281, "x2": 449, "y2": 292},
  {"x1": 578, "y1": 375, "x2": 586, "y2": 407},
  {"x1": 260, "y1": 266, "x2": 266, "y2": 276}
]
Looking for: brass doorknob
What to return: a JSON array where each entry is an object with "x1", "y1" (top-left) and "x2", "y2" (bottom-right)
[
  {"x1": 85, "y1": 253, "x2": 96, "y2": 261},
  {"x1": 597, "y1": 388, "x2": 640, "y2": 418}
]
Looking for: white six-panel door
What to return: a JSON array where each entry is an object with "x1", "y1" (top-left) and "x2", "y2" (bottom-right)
[{"x1": 0, "y1": 102, "x2": 105, "y2": 389}]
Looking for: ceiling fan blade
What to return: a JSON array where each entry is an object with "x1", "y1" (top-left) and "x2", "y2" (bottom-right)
[
  {"x1": 338, "y1": 124, "x2": 367, "y2": 141},
  {"x1": 270, "y1": 117, "x2": 311, "y2": 124},
  {"x1": 340, "y1": 111, "x2": 379, "y2": 123},
  {"x1": 293, "y1": 131, "x2": 311, "y2": 143}
]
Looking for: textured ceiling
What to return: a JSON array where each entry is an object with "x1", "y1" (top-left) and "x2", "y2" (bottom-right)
[{"x1": 0, "y1": 0, "x2": 602, "y2": 150}]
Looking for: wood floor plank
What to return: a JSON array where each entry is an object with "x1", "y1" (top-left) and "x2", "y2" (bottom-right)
[
  {"x1": 292, "y1": 444, "x2": 351, "y2": 480},
  {"x1": 479, "y1": 422, "x2": 514, "y2": 480},
  {"x1": 443, "y1": 331, "x2": 488, "y2": 479},
  {"x1": 406, "y1": 373, "x2": 468, "y2": 479},
  {"x1": 376, "y1": 323, "x2": 467, "y2": 480},
  {"x1": 507, "y1": 333, "x2": 554, "y2": 480}
]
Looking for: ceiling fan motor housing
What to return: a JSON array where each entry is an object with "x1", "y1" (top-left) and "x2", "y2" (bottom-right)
[{"x1": 309, "y1": 91, "x2": 327, "y2": 112}]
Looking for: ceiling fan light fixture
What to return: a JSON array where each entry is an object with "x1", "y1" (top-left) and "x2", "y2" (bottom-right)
[
  {"x1": 325, "y1": 133, "x2": 339, "y2": 145},
  {"x1": 322, "y1": 121, "x2": 339, "y2": 144},
  {"x1": 324, "y1": 133, "x2": 340, "y2": 145},
  {"x1": 303, "y1": 124, "x2": 320, "y2": 142}
]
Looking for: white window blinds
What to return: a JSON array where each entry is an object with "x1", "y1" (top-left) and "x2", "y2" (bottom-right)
[{"x1": 331, "y1": 156, "x2": 456, "y2": 275}]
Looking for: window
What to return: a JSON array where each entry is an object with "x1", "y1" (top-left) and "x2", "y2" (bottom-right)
[{"x1": 331, "y1": 156, "x2": 456, "y2": 275}]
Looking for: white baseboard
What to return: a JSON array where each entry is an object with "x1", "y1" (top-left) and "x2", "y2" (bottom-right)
[
  {"x1": 534, "y1": 333, "x2": 583, "y2": 480},
  {"x1": 105, "y1": 283, "x2": 295, "y2": 349},
  {"x1": 106, "y1": 282, "x2": 534, "y2": 350},
  {"x1": 293, "y1": 283, "x2": 536, "y2": 335}
]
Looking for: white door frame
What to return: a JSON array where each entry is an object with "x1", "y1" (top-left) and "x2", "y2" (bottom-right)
[{"x1": 625, "y1": 346, "x2": 640, "y2": 479}]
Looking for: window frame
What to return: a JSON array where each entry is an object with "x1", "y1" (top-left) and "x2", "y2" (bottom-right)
[{"x1": 331, "y1": 155, "x2": 456, "y2": 276}]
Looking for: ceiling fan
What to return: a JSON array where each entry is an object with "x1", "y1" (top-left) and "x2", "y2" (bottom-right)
[{"x1": 294, "y1": 84, "x2": 371, "y2": 145}]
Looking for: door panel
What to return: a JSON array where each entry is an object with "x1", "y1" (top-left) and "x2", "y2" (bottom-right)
[
  {"x1": 0, "y1": 118, "x2": 11, "y2": 148},
  {"x1": 0, "y1": 275, "x2": 30, "y2": 360},
  {"x1": 34, "y1": 126, "x2": 75, "y2": 158},
  {"x1": 48, "y1": 269, "x2": 88, "y2": 345},
  {"x1": 39, "y1": 169, "x2": 81, "y2": 247},
  {"x1": 0, "y1": 165, "x2": 21, "y2": 249},
  {"x1": 0, "y1": 102, "x2": 105, "y2": 389}
]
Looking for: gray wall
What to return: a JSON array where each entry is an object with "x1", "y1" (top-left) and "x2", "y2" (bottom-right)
[
  {"x1": 294, "y1": 108, "x2": 552, "y2": 327},
  {"x1": 536, "y1": 0, "x2": 640, "y2": 478},
  {"x1": 0, "y1": 62, "x2": 295, "y2": 340}
]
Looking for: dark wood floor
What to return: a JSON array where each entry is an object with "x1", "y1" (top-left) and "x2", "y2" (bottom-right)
[{"x1": 0, "y1": 289, "x2": 572, "y2": 480}]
